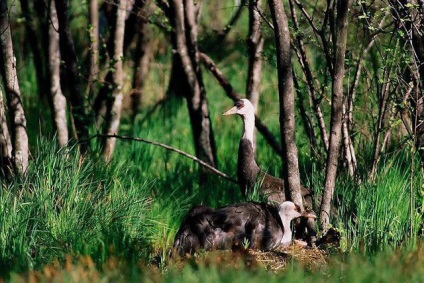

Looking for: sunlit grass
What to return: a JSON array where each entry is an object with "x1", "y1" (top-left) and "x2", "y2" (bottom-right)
[
  {"x1": 2, "y1": 2, "x2": 424, "y2": 280},
  {"x1": 0, "y1": 139, "x2": 154, "y2": 274},
  {"x1": 335, "y1": 148, "x2": 423, "y2": 253},
  {"x1": 5, "y1": 243, "x2": 424, "y2": 282}
]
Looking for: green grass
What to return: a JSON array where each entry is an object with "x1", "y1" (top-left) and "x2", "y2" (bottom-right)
[
  {"x1": 6, "y1": 244, "x2": 424, "y2": 282},
  {"x1": 2, "y1": 100, "x2": 422, "y2": 280},
  {"x1": 3, "y1": 47, "x2": 422, "y2": 281},
  {"x1": 333, "y1": 148, "x2": 423, "y2": 254},
  {"x1": 0, "y1": 139, "x2": 154, "y2": 274},
  {"x1": 2, "y1": 2, "x2": 424, "y2": 280}
]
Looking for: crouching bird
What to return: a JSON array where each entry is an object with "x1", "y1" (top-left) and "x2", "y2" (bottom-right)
[{"x1": 173, "y1": 201, "x2": 316, "y2": 256}]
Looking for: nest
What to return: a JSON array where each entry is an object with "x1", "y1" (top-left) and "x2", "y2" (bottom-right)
[
  {"x1": 249, "y1": 228, "x2": 341, "y2": 272},
  {"x1": 248, "y1": 244, "x2": 329, "y2": 272},
  {"x1": 165, "y1": 244, "x2": 332, "y2": 273},
  {"x1": 166, "y1": 228, "x2": 340, "y2": 273}
]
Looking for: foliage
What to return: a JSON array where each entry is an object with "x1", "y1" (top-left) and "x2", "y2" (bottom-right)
[
  {"x1": 0, "y1": 139, "x2": 154, "y2": 273},
  {"x1": 335, "y1": 148, "x2": 423, "y2": 253},
  {"x1": 1, "y1": 0, "x2": 423, "y2": 281}
]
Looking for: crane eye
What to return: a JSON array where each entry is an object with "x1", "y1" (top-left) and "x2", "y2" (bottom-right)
[
  {"x1": 235, "y1": 100, "x2": 245, "y2": 109},
  {"x1": 294, "y1": 204, "x2": 301, "y2": 213}
]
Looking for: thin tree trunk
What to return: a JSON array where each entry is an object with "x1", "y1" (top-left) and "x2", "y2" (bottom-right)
[
  {"x1": 246, "y1": 0, "x2": 263, "y2": 153},
  {"x1": 246, "y1": 0, "x2": 263, "y2": 112},
  {"x1": 342, "y1": 104, "x2": 355, "y2": 177},
  {"x1": 293, "y1": 73, "x2": 317, "y2": 156},
  {"x1": 369, "y1": 48, "x2": 396, "y2": 180},
  {"x1": 268, "y1": 0, "x2": 303, "y2": 208},
  {"x1": 166, "y1": 0, "x2": 189, "y2": 100},
  {"x1": 289, "y1": 0, "x2": 329, "y2": 152},
  {"x1": 95, "y1": 1, "x2": 142, "y2": 124},
  {"x1": 19, "y1": 0, "x2": 48, "y2": 100},
  {"x1": 165, "y1": 0, "x2": 218, "y2": 179},
  {"x1": 131, "y1": 2, "x2": 152, "y2": 118},
  {"x1": 123, "y1": 0, "x2": 146, "y2": 52},
  {"x1": 0, "y1": 0, "x2": 29, "y2": 176},
  {"x1": 55, "y1": 0, "x2": 90, "y2": 154},
  {"x1": 0, "y1": 89, "x2": 12, "y2": 176},
  {"x1": 410, "y1": 2, "x2": 424, "y2": 170},
  {"x1": 319, "y1": 0, "x2": 351, "y2": 230},
  {"x1": 48, "y1": 0, "x2": 69, "y2": 148},
  {"x1": 102, "y1": 0, "x2": 127, "y2": 161},
  {"x1": 88, "y1": 0, "x2": 99, "y2": 100}
]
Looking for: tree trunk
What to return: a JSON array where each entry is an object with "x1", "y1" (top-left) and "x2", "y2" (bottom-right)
[
  {"x1": 319, "y1": 0, "x2": 351, "y2": 230},
  {"x1": 0, "y1": 88, "x2": 12, "y2": 176},
  {"x1": 166, "y1": 0, "x2": 190, "y2": 100},
  {"x1": 164, "y1": 0, "x2": 218, "y2": 179},
  {"x1": 88, "y1": 0, "x2": 99, "y2": 100},
  {"x1": 131, "y1": 1, "x2": 152, "y2": 118},
  {"x1": 19, "y1": 0, "x2": 48, "y2": 100},
  {"x1": 54, "y1": 0, "x2": 90, "y2": 154},
  {"x1": 268, "y1": 0, "x2": 303, "y2": 208},
  {"x1": 102, "y1": 0, "x2": 127, "y2": 161},
  {"x1": 246, "y1": 0, "x2": 264, "y2": 153},
  {"x1": 342, "y1": 104, "x2": 355, "y2": 177},
  {"x1": 410, "y1": 2, "x2": 424, "y2": 170},
  {"x1": 48, "y1": 0, "x2": 69, "y2": 148},
  {"x1": 289, "y1": 0, "x2": 329, "y2": 152},
  {"x1": 0, "y1": 0, "x2": 29, "y2": 176},
  {"x1": 123, "y1": 0, "x2": 147, "y2": 52},
  {"x1": 94, "y1": 0, "x2": 142, "y2": 125}
]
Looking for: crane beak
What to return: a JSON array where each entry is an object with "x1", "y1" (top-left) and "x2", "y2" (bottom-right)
[{"x1": 223, "y1": 106, "x2": 238, "y2": 116}]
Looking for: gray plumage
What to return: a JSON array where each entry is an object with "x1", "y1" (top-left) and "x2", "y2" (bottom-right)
[
  {"x1": 224, "y1": 99, "x2": 317, "y2": 243},
  {"x1": 173, "y1": 201, "x2": 316, "y2": 255},
  {"x1": 225, "y1": 99, "x2": 313, "y2": 207}
]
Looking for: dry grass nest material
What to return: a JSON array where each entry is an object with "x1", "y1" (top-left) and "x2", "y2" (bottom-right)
[
  {"x1": 249, "y1": 244, "x2": 329, "y2": 272},
  {"x1": 167, "y1": 228, "x2": 341, "y2": 273},
  {"x1": 167, "y1": 244, "x2": 331, "y2": 273}
]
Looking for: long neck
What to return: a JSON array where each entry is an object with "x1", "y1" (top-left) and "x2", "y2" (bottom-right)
[
  {"x1": 241, "y1": 112, "x2": 255, "y2": 146},
  {"x1": 280, "y1": 218, "x2": 293, "y2": 247}
]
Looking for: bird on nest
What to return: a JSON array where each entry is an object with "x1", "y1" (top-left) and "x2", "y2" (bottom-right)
[{"x1": 173, "y1": 201, "x2": 317, "y2": 256}]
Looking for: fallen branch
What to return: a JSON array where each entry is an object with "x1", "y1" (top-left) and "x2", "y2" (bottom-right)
[
  {"x1": 199, "y1": 52, "x2": 283, "y2": 156},
  {"x1": 92, "y1": 134, "x2": 238, "y2": 184}
]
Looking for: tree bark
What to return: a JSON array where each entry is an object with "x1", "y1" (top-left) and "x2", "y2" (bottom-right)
[
  {"x1": 94, "y1": 1, "x2": 144, "y2": 124},
  {"x1": 319, "y1": 0, "x2": 351, "y2": 230},
  {"x1": 131, "y1": 1, "x2": 152, "y2": 118},
  {"x1": 289, "y1": 0, "x2": 329, "y2": 152},
  {"x1": 0, "y1": 0, "x2": 29, "y2": 176},
  {"x1": 246, "y1": 0, "x2": 263, "y2": 153},
  {"x1": 0, "y1": 88, "x2": 12, "y2": 176},
  {"x1": 410, "y1": 2, "x2": 424, "y2": 170},
  {"x1": 268, "y1": 0, "x2": 303, "y2": 208},
  {"x1": 48, "y1": 0, "x2": 69, "y2": 148},
  {"x1": 19, "y1": 0, "x2": 48, "y2": 100},
  {"x1": 164, "y1": 0, "x2": 218, "y2": 179},
  {"x1": 342, "y1": 104, "x2": 356, "y2": 177},
  {"x1": 88, "y1": 0, "x2": 99, "y2": 100},
  {"x1": 246, "y1": 0, "x2": 263, "y2": 112},
  {"x1": 102, "y1": 0, "x2": 127, "y2": 161},
  {"x1": 54, "y1": 0, "x2": 90, "y2": 154}
]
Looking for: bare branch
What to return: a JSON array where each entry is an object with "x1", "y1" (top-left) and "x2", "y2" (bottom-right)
[{"x1": 92, "y1": 134, "x2": 238, "y2": 184}]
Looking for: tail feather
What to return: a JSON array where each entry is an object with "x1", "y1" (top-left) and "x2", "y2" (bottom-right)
[{"x1": 173, "y1": 205, "x2": 214, "y2": 256}]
